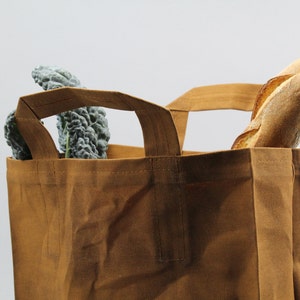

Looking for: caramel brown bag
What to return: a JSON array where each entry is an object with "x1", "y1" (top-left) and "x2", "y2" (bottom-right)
[{"x1": 6, "y1": 85, "x2": 300, "y2": 299}]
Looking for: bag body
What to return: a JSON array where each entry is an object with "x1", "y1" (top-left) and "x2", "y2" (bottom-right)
[{"x1": 6, "y1": 86, "x2": 300, "y2": 299}]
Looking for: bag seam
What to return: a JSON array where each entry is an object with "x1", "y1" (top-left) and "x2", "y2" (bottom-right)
[{"x1": 249, "y1": 149, "x2": 261, "y2": 300}]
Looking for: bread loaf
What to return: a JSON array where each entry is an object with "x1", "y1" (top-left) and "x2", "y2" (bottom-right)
[{"x1": 232, "y1": 64, "x2": 300, "y2": 149}]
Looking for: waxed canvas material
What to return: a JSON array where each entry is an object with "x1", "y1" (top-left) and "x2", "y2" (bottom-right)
[{"x1": 6, "y1": 86, "x2": 300, "y2": 299}]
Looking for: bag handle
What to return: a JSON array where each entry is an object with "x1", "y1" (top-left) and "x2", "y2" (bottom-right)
[
  {"x1": 15, "y1": 87, "x2": 181, "y2": 159},
  {"x1": 166, "y1": 83, "x2": 263, "y2": 150}
]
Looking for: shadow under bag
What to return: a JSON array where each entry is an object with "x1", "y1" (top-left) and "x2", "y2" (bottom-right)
[{"x1": 6, "y1": 84, "x2": 300, "y2": 299}]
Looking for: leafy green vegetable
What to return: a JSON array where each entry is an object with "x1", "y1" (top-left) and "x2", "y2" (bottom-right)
[
  {"x1": 4, "y1": 66, "x2": 110, "y2": 159},
  {"x1": 4, "y1": 111, "x2": 32, "y2": 160}
]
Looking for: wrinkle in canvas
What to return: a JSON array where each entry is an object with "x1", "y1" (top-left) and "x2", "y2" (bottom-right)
[{"x1": 7, "y1": 147, "x2": 300, "y2": 299}]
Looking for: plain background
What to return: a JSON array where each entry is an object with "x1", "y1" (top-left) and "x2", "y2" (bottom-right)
[{"x1": 1, "y1": 0, "x2": 300, "y2": 298}]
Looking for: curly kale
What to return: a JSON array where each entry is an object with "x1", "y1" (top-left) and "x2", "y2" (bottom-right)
[
  {"x1": 32, "y1": 65, "x2": 110, "y2": 158},
  {"x1": 32, "y1": 65, "x2": 83, "y2": 90},
  {"x1": 4, "y1": 111, "x2": 32, "y2": 160},
  {"x1": 57, "y1": 106, "x2": 110, "y2": 159},
  {"x1": 4, "y1": 65, "x2": 110, "y2": 159}
]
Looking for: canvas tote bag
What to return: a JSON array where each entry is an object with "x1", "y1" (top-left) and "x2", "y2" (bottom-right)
[{"x1": 6, "y1": 84, "x2": 300, "y2": 299}]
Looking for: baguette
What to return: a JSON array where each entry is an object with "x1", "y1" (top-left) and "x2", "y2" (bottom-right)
[
  {"x1": 232, "y1": 71, "x2": 300, "y2": 149},
  {"x1": 278, "y1": 58, "x2": 300, "y2": 76}
]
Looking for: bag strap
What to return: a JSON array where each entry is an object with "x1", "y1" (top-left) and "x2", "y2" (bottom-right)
[
  {"x1": 166, "y1": 83, "x2": 263, "y2": 150},
  {"x1": 15, "y1": 87, "x2": 181, "y2": 159}
]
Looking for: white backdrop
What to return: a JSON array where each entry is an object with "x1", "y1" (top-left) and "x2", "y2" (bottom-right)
[{"x1": 1, "y1": 0, "x2": 300, "y2": 298}]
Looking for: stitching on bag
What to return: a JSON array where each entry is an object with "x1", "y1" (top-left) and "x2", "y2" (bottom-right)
[
  {"x1": 154, "y1": 197, "x2": 163, "y2": 262},
  {"x1": 30, "y1": 93, "x2": 164, "y2": 111},
  {"x1": 176, "y1": 157, "x2": 186, "y2": 262},
  {"x1": 36, "y1": 161, "x2": 61, "y2": 258},
  {"x1": 11, "y1": 168, "x2": 187, "y2": 175},
  {"x1": 52, "y1": 161, "x2": 61, "y2": 257},
  {"x1": 292, "y1": 162, "x2": 296, "y2": 182},
  {"x1": 29, "y1": 97, "x2": 74, "y2": 109},
  {"x1": 15, "y1": 117, "x2": 38, "y2": 121},
  {"x1": 249, "y1": 152, "x2": 261, "y2": 299},
  {"x1": 150, "y1": 162, "x2": 163, "y2": 262},
  {"x1": 11, "y1": 169, "x2": 152, "y2": 175},
  {"x1": 151, "y1": 157, "x2": 187, "y2": 263},
  {"x1": 59, "y1": 170, "x2": 151, "y2": 174},
  {"x1": 255, "y1": 160, "x2": 290, "y2": 163}
]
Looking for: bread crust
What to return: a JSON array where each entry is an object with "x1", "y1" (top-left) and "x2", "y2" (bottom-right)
[
  {"x1": 278, "y1": 58, "x2": 300, "y2": 76},
  {"x1": 232, "y1": 73, "x2": 300, "y2": 149}
]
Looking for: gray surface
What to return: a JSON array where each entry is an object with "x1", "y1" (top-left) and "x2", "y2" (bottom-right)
[{"x1": 1, "y1": 1, "x2": 300, "y2": 298}]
